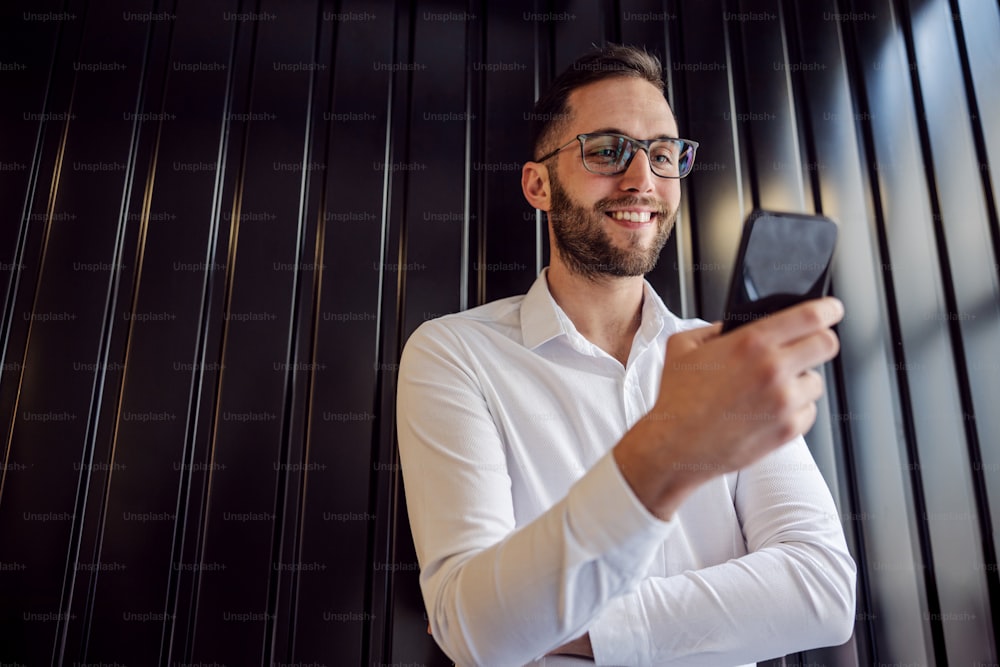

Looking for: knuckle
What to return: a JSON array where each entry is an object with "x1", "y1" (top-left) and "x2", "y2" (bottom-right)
[
  {"x1": 801, "y1": 303, "x2": 825, "y2": 330},
  {"x1": 666, "y1": 330, "x2": 695, "y2": 354},
  {"x1": 808, "y1": 371, "x2": 826, "y2": 398},
  {"x1": 736, "y1": 328, "x2": 769, "y2": 357},
  {"x1": 801, "y1": 402, "x2": 819, "y2": 433},
  {"x1": 774, "y1": 418, "x2": 799, "y2": 444},
  {"x1": 771, "y1": 383, "x2": 796, "y2": 414},
  {"x1": 823, "y1": 329, "x2": 841, "y2": 357},
  {"x1": 756, "y1": 351, "x2": 784, "y2": 387}
]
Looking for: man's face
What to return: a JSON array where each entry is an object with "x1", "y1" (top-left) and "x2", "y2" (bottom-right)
[{"x1": 542, "y1": 77, "x2": 682, "y2": 279}]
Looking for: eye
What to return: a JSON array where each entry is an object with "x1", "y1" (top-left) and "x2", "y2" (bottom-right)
[
  {"x1": 584, "y1": 135, "x2": 626, "y2": 162},
  {"x1": 650, "y1": 147, "x2": 678, "y2": 165},
  {"x1": 588, "y1": 147, "x2": 618, "y2": 159},
  {"x1": 585, "y1": 143, "x2": 623, "y2": 166}
]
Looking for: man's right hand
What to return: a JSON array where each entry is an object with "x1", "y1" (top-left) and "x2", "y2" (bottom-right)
[{"x1": 613, "y1": 297, "x2": 844, "y2": 521}]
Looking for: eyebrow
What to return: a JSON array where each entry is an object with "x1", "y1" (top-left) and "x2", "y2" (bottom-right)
[{"x1": 588, "y1": 127, "x2": 680, "y2": 140}]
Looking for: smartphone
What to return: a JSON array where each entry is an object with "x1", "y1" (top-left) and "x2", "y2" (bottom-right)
[{"x1": 721, "y1": 210, "x2": 838, "y2": 333}]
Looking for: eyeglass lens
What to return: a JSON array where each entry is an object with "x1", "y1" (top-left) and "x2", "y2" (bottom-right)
[{"x1": 582, "y1": 135, "x2": 694, "y2": 177}]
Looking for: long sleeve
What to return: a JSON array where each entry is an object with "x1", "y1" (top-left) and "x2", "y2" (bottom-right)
[
  {"x1": 396, "y1": 321, "x2": 675, "y2": 666},
  {"x1": 588, "y1": 438, "x2": 857, "y2": 666}
]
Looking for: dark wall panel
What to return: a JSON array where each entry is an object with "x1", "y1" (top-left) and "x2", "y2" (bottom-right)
[
  {"x1": 1, "y1": 0, "x2": 997, "y2": 665},
  {"x1": 678, "y1": 0, "x2": 748, "y2": 320},
  {"x1": 478, "y1": 0, "x2": 546, "y2": 306},
  {"x1": 293, "y1": 2, "x2": 398, "y2": 663}
]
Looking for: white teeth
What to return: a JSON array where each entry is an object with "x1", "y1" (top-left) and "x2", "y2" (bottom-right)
[{"x1": 611, "y1": 211, "x2": 652, "y2": 223}]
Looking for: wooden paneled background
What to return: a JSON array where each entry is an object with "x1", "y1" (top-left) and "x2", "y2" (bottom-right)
[{"x1": 1, "y1": 0, "x2": 997, "y2": 665}]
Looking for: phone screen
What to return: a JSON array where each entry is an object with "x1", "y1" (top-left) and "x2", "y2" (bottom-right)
[{"x1": 721, "y1": 210, "x2": 838, "y2": 333}]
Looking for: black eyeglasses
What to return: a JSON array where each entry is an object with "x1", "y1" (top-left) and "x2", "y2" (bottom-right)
[{"x1": 534, "y1": 132, "x2": 699, "y2": 179}]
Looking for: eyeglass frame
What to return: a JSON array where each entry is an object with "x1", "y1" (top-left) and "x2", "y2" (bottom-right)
[{"x1": 532, "y1": 132, "x2": 700, "y2": 179}]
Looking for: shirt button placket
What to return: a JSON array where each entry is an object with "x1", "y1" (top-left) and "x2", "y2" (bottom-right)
[{"x1": 622, "y1": 371, "x2": 643, "y2": 425}]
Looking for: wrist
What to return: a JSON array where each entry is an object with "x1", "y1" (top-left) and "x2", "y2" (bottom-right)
[{"x1": 613, "y1": 417, "x2": 703, "y2": 521}]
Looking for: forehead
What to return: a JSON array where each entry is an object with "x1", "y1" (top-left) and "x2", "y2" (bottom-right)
[{"x1": 565, "y1": 76, "x2": 678, "y2": 138}]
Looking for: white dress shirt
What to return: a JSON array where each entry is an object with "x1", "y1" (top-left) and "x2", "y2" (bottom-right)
[{"x1": 396, "y1": 269, "x2": 856, "y2": 667}]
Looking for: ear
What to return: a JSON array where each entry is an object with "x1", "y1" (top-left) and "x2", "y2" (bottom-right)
[{"x1": 521, "y1": 161, "x2": 551, "y2": 212}]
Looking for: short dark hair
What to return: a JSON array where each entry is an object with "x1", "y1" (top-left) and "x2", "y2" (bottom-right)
[{"x1": 529, "y1": 44, "x2": 666, "y2": 159}]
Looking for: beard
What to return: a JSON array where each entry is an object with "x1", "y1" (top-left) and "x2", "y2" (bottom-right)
[{"x1": 547, "y1": 169, "x2": 677, "y2": 280}]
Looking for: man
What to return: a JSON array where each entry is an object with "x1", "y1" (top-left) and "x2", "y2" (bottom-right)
[{"x1": 396, "y1": 44, "x2": 855, "y2": 666}]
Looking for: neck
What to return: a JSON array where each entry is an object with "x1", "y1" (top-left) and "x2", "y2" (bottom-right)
[{"x1": 545, "y1": 259, "x2": 645, "y2": 366}]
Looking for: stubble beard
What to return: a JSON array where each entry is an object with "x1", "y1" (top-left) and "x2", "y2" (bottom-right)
[{"x1": 547, "y1": 169, "x2": 677, "y2": 281}]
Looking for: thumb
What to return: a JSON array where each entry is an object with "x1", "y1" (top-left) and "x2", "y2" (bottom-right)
[{"x1": 666, "y1": 322, "x2": 722, "y2": 359}]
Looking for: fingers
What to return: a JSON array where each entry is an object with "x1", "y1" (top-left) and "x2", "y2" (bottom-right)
[
  {"x1": 691, "y1": 321, "x2": 724, "y2": 342},
  {"x1": 786, "y1": 369, "x2": 825, "y2": 411},
  {"x1": 779, "y1": 327, "x2": 841, "y2": 376},
  {"x1": 747, "y1": 297, "x2": 844, "y2": 347},
  {"x1": 787, "y1": 400, "x2": 819, "y2": 442},
  {"x1": 730, "y1": 369, "x2": 824, "y2": 429},
  {"x1": 761, "y1": 372, "x2": 823, "y2": 444},
  {"x1": 666, "y1": 322, "x2": 722, "y2": 358}
]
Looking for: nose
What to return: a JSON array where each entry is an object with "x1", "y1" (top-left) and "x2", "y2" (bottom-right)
[{"x1": 617, "y1": 147, "x2": 657, "y2": 193}]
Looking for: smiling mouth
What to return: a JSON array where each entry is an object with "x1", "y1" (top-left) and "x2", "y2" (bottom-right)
[{"x1": 606, "y1": 210, "x2": 655, "y2": 223}]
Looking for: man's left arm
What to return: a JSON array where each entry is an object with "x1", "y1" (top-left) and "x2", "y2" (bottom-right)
[{"x1": 586, "y1": 436, "x2": 857, "y2": 666}]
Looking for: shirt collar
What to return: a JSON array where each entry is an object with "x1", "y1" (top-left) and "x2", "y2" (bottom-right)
[{"x1": 521, "y1": 268, "x2": 669, "y2": 351}]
